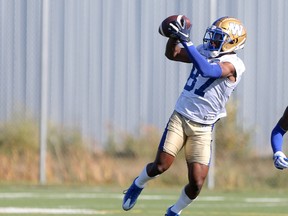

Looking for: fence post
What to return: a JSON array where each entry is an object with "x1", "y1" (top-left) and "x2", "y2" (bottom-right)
[{"x1": 39, "y1": 0, "x2": 50, "y2": 185}]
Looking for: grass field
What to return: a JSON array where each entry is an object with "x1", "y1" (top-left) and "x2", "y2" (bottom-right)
[{"x1": 0, "y1": 185, "x2": 288, "y2": 216}]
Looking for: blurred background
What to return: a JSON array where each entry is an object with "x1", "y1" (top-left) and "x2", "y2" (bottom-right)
[{"x1": 0, "y1": 0, "x2": 288, "y2": 189}]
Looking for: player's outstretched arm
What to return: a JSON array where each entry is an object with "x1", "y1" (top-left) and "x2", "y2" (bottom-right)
[
  {"x1": 271, "y1": 106, "x2": 288, "y2": 170},
  {"x1": 279, "y1": 106, "x2": 288, "y2": 131},
  {"x1": 271, "y1": 107, "x2": 288, "y2": 153}
]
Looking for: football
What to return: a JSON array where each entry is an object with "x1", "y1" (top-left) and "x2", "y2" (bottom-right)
[{"x1": 158, "y1": 15, "x2": 191, "y2": 38}]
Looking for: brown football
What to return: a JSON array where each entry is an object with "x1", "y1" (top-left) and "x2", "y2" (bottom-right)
[{"x1": 158, "y1": 15, "x2": 191, "y2": 37}]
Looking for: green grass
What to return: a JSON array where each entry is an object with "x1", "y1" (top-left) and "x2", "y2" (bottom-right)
[{"x1": 0, "y1": 185, "x2": 288, "y2": 216}]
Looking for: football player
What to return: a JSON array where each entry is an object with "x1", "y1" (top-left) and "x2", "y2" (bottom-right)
[
  {"x1": 271, "y1": 106, "x2": 288, "y2": 169},
  {"x1": 122, "y1": 16, "x2": 247, "y2": 216}
]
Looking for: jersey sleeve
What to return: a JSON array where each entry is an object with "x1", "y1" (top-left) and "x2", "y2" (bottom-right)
[{"x1": 220, "y1": 55, "x2": 246, "y2": 77}]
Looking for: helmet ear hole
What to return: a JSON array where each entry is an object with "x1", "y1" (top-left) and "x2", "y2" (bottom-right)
[
  {"x1": 180, "y1": 18, "x2": 185, "y2": 28},
  {"x1": 229, "y1": 39, "x2": 238, "y2": 44}
]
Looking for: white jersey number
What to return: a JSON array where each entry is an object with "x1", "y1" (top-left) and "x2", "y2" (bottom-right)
[{"x1": 184, "y1": 66, "x2": 216, "y2": 97}]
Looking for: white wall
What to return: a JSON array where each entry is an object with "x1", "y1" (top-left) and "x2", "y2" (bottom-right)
[{"x1": 0, "y1": 0, "x2": 287, "y2": 155}]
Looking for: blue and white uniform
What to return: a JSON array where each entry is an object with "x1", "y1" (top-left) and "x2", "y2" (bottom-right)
[
  {"x1": 175, "y1": 45, "x2": 245, "y2": 125},
  {"x1": 159, "y1": 44, "x2": 245, "y2": 165}
]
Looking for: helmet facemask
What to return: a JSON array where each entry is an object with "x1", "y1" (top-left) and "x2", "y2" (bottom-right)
[{"x1": 203, "y1": 26, "x2": 231, "y2": 58}]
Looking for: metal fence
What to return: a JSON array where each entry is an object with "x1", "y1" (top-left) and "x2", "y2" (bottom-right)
[{"x1": 1, "y1": 0, "x2": 288, "y2": 159}]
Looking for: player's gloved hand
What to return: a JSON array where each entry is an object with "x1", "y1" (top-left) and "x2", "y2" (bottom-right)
[
  {"x1": 273, "y1": 151, "x2": 288, "y2": 170},
  {"x1": 167, "y1": 20, "x2": 191, "y2": 42}
]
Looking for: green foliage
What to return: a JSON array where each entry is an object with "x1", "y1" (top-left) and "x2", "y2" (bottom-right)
[
  {"x1": 46, "y1": 124, "x2": 97, "y2": 183},
  {"x1": 0, "y1": 118, "x2": 39, "y2": 182},
  {"x1": 105, "y1": 125, "x2": 161, "y2": 158},
  {"x1": 0, "y1": 104, "x2": 287, "y2": 189},
  {"x1": 211, "y1": 101, "x2": 288, "y2": 190},
  {"x1": 0, "y1": 118, "x2": 39, "y2": 154},
  {"x1": 47, "y1": 125, "x2": 86, "y2": 158},
  {"x1": 215, "y1": 101, "x2": 251, "y2": 160},
  {"x1": 213, "y1": 101, "x2": 253, "y2": 189}
]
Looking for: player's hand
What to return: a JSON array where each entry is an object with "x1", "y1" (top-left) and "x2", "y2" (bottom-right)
[
  {"x1": 273, "y1": 151, "x2": 288, "y2": 170},
  {"x1": 167, "y1": 20, "x2": 191, "y2": 42}
]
